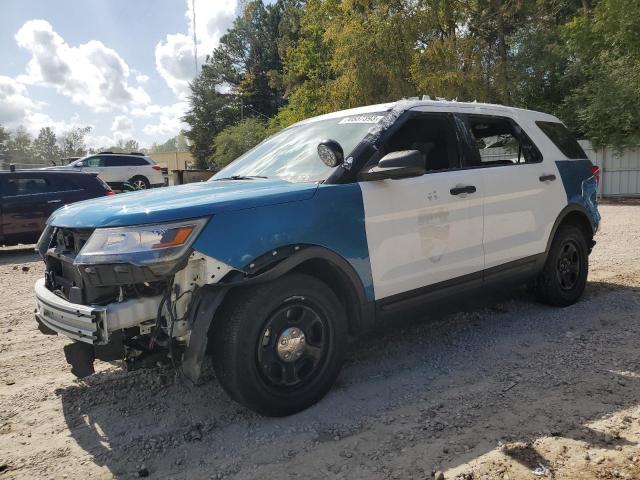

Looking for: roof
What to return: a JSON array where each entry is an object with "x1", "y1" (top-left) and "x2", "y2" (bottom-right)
[{"x1": 297, "y1": 99, "x2": 559, "y2": 126}]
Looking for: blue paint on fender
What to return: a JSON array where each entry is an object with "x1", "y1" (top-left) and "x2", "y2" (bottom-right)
[
  {"x1": 555, "y1": 160, "x2": 601, "y2": 229},
  {"x1": 191, "y1": 183, "x2": 375, "y2": 301}
]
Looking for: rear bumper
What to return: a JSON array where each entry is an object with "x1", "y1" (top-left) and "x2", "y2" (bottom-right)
[{"x1": 34, "y1": 278, "x2": 161, "y2": 345}]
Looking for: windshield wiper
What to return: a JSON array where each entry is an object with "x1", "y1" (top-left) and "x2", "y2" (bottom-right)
[{"x1": 214, "y1": 175, "x2": 268, "y2": 181}]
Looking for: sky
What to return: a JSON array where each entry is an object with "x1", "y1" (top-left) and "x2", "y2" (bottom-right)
[{"x1": 0, "y1": 0, "x2": 240, "y2": 148}]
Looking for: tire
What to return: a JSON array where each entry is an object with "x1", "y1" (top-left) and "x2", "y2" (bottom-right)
[
  {"x1": 211, "y1": 273, "x2": 348, "y2": 416},
  {"x1": 535, "y1": 225, "x2": 589, "y2": 307},
  {"x1": 129, "y1": 175, "x2": 150, "y2": 190}
]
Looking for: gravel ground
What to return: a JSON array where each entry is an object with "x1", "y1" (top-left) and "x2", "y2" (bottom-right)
[{"x1": 1, "y1": 201, "x2": 639, "y2": 480}]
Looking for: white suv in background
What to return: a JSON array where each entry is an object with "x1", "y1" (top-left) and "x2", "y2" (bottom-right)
[{"x1": 68, "y1": 152, "x2": 165, "y2": 190}]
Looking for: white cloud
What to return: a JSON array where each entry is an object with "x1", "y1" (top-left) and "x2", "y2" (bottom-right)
[
  {"x1": 15, "y1": 19, "x2": 150, "y2": 112},
  {"x1": 131, "y1": 101, "x2": 189, "y2": 137},
  {"x1": 136, "y1": 74, "x2": 150, "y2": 84},
  {"x1": 111, "y1": 115, "x2": 134, "y2": 140},
  {"x1": 155, "y1": 0, "x2": 237, "y2": 98},
  {"x1": 0, "y1": 75, "x2": 42, "y2": 125}
]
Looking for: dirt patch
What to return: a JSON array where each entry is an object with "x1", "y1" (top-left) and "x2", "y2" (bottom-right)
[{"x1": 1, "y1": 204, "x2": 639, "y2": 479}]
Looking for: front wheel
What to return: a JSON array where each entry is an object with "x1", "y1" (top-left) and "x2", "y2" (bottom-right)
[
  {"x1": 211, "y1": 274, "x2": 348, "y2": 416},
  {"x1": 535, "y1": 225, "x2": 589, "y2": 306}
]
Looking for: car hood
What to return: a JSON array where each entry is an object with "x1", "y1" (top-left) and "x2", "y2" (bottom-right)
[{"x1": 47, "y1": 179, "x2": 319, "y2": 228}]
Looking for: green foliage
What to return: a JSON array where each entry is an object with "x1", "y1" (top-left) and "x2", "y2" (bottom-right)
[
  {"x1": 185, "y1": 0, "x2": 640, "y2": 151},
  {"x1": 561, "y1": 0, "x2": 640, "y2": 147},
  {"x1": 210, "y1": 118, "x2": 270, "y2": 169},
  {"x1": 0, "y1": 125, "x2": 10, "y2": 154},
  {"x1": 32, "y1": 127, "x2": 61, "y2": 163},
  {"x1": 149, "y1": 133, "x2": 189, "y2": 153},
  {"x1": 8, "y1": 126, "x2": 33, "y2": 157},
  {"x1": 59, "y1": 126, "x2": 92, "y2": 158}
]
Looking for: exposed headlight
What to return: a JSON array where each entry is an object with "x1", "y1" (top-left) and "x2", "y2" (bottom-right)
[{"x1": 74, "y1": 218, "x2": 208, "y2": 266}]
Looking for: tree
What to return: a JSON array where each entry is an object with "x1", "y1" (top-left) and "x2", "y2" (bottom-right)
[
  {"x1": 32, "y1": 127, "x2": 60, "y2": 164},
  {"x1": 8, "y1": 126, "x2": 33, "y2": 161},
  {"x1": 561, "y1": 0, "x2": 640, "y2": 146},
  {"x1": 183, "y1": 74, "x2": 238, "y2": 167},
  {"x1": 205, "y1": 0, "x2": 294, "y2": 118},
  {"x1": 210, "y1": 118, "x2": 270, "y2": 168},
  {"x1": 0, "y1": 125, "x2": 10, "y2": 154},
  {"x1": 59, "y1": 126, "x2": 92, "y2": 157},
  {"x1": 149, "y1": 133, "x2": 190, "y2": 153}
]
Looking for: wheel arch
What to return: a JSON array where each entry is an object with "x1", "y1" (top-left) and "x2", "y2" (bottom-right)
[
  {"x1": 546, "y1": 204, "x2": 596, "y2": 254},
  {"x1": 225, "y1": 245, "x2": 375, "y2": 337}
]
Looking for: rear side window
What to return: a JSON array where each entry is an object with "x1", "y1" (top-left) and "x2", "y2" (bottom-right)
[
  {"x1": 3, "y1": 176, "x2": 50, "y2": 196},
  {"x1": 124, "y1": 156, "x2": 150, "y2": 166},
  {"x1": 462, "y1": 115, "x2": 542, "y2": 167},
  {"x1": 50, "y1": 175, "x2": 81, "y2": 192},
  {"x1": 536, "y1": 121, "x2": 587, "y2": 159},
  {"x1": 104, "y1": 156, "x2": 127, "y2": 167}
]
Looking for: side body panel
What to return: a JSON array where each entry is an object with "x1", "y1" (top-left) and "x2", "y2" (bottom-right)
[
  {"x1": 481, "y1": 161, "x2": 567, "y2": 268},
  {"x1": 555, "y1": 159, "x2": 600, "y2": 229},
  {"x1": 191, "y1": 183, "x2": 375, "y2": 301},
  {"x1": 359, "y1": 170, "x2": 485, "y2": 300}
]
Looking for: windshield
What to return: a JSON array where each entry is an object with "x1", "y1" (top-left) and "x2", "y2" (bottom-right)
[{"x1": 212, "y1": 113, "x2": 385, "y2": 183}]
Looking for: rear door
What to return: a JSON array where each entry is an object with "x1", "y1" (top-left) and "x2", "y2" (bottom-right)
[
  {"x1": 359, "y1": 112, "x2": 485, "y2": 303},
  {"x1": 457, "y1": 114, "x2": 565, "y2": 270},
  {"x1": 103, "y1": 156, "x2": 133, "y2": 186}
]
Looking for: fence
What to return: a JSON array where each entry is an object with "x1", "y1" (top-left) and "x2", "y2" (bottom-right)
[{"x1": 579, "y1": 141, "x2": 640, "y2": 197}]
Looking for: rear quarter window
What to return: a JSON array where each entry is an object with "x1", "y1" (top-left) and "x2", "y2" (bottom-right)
[
  {"x1": 124, "y1": 156, "x2": 151, "y2": 166},
  {"x1": 536, "y1": 121, "x2": 587, "y2": 159}
]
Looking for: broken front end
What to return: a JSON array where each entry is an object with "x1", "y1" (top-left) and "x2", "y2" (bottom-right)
[{"x1": 34, "y1": 219, "x2": 236, "y2": 379}]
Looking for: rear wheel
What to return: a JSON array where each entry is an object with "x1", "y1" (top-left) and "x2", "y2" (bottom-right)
[
  {"x1": 211, "y1": 274, "x2": 348, "y2": 416},
  {"x1": 535, "y1": 225, "x2": 589, "y2": 306},
  {"x1": 129, "y1": 175, "x2": 150, "y2": 190}
]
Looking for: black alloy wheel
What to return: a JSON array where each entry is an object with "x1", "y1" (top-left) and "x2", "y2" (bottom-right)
[
  {"x1": 257, "y1": 300, "x2": 329, "y2": 389},
  {"x1": 556, "y1": 239, "x2": 581, "y2": 291},
  {"x1": 535, "y1": 224, "x2": 589, "y2": 307}
]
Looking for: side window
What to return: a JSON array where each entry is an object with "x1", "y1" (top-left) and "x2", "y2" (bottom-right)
[
  {"x1": 50, "y1": 176, "x2": 79, "y2": 192},
  {"x1": 104, "y1": 156, "x2": 127, "y2": 167},
  {"x1": 462, "y1": 115, "x2": 542, "y2": 167},
  {"x1": 4, "y1": 176, "x2": 51, "y2": 196},
  {"x1": 536, "y1": 121, "x2": 587, "y2": 159},
  {"x1": 85, "y1": 156, "x2": 104, "y2": 167},
  {"x1": 124, "y1": 156, "x2": 149, "y2": 166},
  {"x1": 383, "y1": 113, "x2": 460, "y2": 172}
]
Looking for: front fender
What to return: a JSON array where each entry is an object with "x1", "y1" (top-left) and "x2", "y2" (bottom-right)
[{"x1": 191, "y1": 183, "x2": 375, "y2": 301}]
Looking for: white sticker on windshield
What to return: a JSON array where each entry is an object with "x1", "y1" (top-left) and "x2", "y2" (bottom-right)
[{"x1": 339, "y1": 115, "x2": 384, "y2": 124}]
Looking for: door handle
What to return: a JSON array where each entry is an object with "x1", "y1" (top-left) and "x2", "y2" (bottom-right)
[
  {"x1": 47, "y1": 199, "x2": 62, "y2": 204},
  {"x1": 539, "y1": 174, "x2": 556, "y2": 182},
  {"x1": 450, "y1": 185, "x2": 476, "y2": 196}
]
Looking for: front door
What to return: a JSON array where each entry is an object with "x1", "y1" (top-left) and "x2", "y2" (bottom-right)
[{"x1": 359, "y1": 112, "x2": 485, "y2": 301}]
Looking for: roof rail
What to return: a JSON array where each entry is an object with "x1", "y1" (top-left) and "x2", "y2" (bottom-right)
[
  {"x1": 98, "y1": 151, "x2": 114, "y2": 154},
  {"x1": 129, "y1": 152, "x2": 145, "y2": 156}
]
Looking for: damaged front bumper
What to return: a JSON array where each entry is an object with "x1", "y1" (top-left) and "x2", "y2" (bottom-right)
[{"x1": 34, "y1": 277, "x2": 161, "y2": 345}]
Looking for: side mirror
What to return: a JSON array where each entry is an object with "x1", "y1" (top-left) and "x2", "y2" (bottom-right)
[
  {"x1": 74, "y1": 162, "x2": 84, "y2": 168},
  {"x1": 362, "y1": 150, "x2": 426, "y2": 180},
  {"x1": 317, "y1": 139, "x2": 344, "y2": 167}
]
